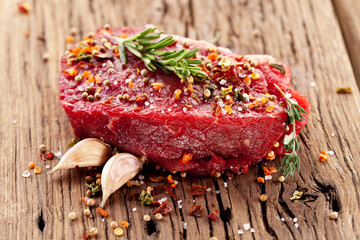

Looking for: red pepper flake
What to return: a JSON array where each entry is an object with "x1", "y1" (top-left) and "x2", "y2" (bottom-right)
[
  {"x1": 66, "y1": 36, "x2": 75, "y2": 43},
  {"x1": 103, "y1": 96, "x2": 114, "y2": 104},
  {"x1": 39, "y1": 154, "x2": 45, "y2": 161},
  {"x1": 225, "y1": 171, "x2": 235, "y2": 178},
  {"x1": 96, "y1": 207, "x2": 109, "y2": 217},
  {"x1": 263, "y1": 167, "x2": 277, "y2": 175},
  {"x1": 188, "y1": 205, "x2": 202, "y2": 217},
  {"x1": 152, "y1": 200, "x2": 161, "y2": 206},
  {"x1": 120, "y1": 34, "x2": 127, "y2": 39},
  {"x1": 207, "y1": 209, "x2": 218, "y2": 221},
  {"x1": 266, "y1": 154, "x2": 276, "y2": 160},
  {"x1": 235, "y1": 56, "x2": 243, "y2": 61},
  {"x1": 257, "y1": 177, "x2": 265, "y2": 183},
  {"x1": 80, "y1": 198, "x2": 87, "y2": 206},
  {"x1": 149, "y1": 176, "x2": 163, "y2": 183},
  {"x1": 82, "y1": 233, "x2": 91, "y2": 240},
  {"x1": 44, "y1": 152, "x2": 54, "y2": 160},
  {"x1": 167, "y1": 175, "x2": 175, "y2": 184},
  {"x1": 208, "y1": 53, "x2": 218, "y2": 61},
  {"x1": 64, "y1": 67, "x2": 78, "y2": 77},
  {"x1": 210, "y1": 169, "x2": 216, "y2": 177},
  {"x1": 180, "y1": 153, "x2": 193, "y2": 165},
  {"x1": 18, "y1": 2, "x2": 30, "y2": 13},
  {"x1": 165, "y1": 184, "x2": 177, "y2": 201},
  {"x1": 121, "y1": 221, "x2": 129, "y2": 228},
  {"x1": 153, "y1": 202, "x2": 171, "y2": 215},
  {"x1": 191, "y1": 185, "x2": 207, "y2": 196},
  {"x1": 319, "y1": 150, "x2": 327, "y2": 162}
]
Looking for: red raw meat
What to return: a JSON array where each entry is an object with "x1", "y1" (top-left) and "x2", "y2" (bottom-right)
[{"x1": 59, "y1": 27, "x2": 310, "y2": 176}]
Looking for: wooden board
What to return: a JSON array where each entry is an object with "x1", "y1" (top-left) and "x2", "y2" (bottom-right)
[{"x1": 1, "y1": 0, "x2": 360, "y2": 239}]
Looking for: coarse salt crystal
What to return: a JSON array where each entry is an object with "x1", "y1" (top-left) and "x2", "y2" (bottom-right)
[
  {"x1": 182, "y1": 222, "x2": 187, "y2": 229},
  {"x1": 102, "y1": 219, "x2": 105, "y2": 222},
  {"x1": 174, "y1": 180, "x2": 178, "y2": 185},
  {"x1": 331, "y1": 132, "x2": 335, "y2": 136},
  {"x1": 215, "y1": 190, "x2": 220, "y2": 194},
  {"x1": 238, "y1": 229, "x2": 244, "y2": 234},
  {"x1": 125, "y1": 79, "x2": 131, "y2": 83},
  {"x1": 285, "y1": 92, "x2": 292, "y2": 98},
  {"x1": 243, "y1": 223, "x2": 250, "y2": 230},
  {"x1": 138, "y1": 175, "x2": 145, "y2": 180},
  {"x1": 140, "y1": 181, "x2": 144, "y2": 185},
  {"x1": 220, "y1": 79, "x2": 227, "y2": 85},
  {"x1": 145, "y1": 101, "x2": 150, "y2": 106},
  {"x1": 238, "y1": 107, "x2": 243, "y2": 111},
  {"x1": 193, "y1": 200, "x2": 196, "y2": 203},
  {"x1": 158, "y1": 197, "x2": 167, "y2": 204},
  {"x1": 310, "y1": 82, "x2": 316, "y2": 87},
  {"x1": 132, "y1": 208, "x2": 137, "y2": 212},
  {"x1": 45, "y1": 165, "x2": 51, "y2": 169},
  {"x1": 295, "y1": 223, "x2": 299, "y2": 228},
  {"x1": 13, "y1": 120, "x2": 17, "y2": 124},
  {"x1": 250, "y1": 228, "x2": 255, "y2": 233},
  {"x1": 327, "y1": 150, "x2": 334, "y2": 156},
  {"x1": 22, "y1": 170, "x2": 30, "y2": 178},
  {"x1": 281, "y1": 218, "x2": 285, "y2": 222},
  {"x1": 265, "y1": 175, "x2": 272, "y2": 180},
  {"x1": 224, "y1": 182, "x2": 228, "y2": 188},
  {"x1": 54, "y1": 151, "x2": 62, "y2": 158},
  {"x1": 207, "y1": 188, "x2": 211, "y2": 192},
  {"x1": 114, "y1": 81, "x2": 118, "y2": 85},
  {"x1": 183, "y1": 107, "x2": 188, "y2": 113},
  {"x1": 293, "y1": 218, "x2": 298, "y2": 222}
]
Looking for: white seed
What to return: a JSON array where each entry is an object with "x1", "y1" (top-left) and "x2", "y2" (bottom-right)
[
  {"x1": 110, "y1": 221, "x2": 118, "y2": 228},
  {"x1": 278, "y1": 176, "x2": 285, "y2": 182},
  {"x1": 143, "y1": 215, "x2": 151, "y2": 221},
  {"x1": 68, "y1": 212, "x2": 76, "y2": 220},
  {"x1": 140, "y1": 69, "x2": 148, "y2": 76},
  {"x1": 90, "y1": 227, "x2": 98, "y2": 236},
  {"x1": 155, "y1": 213, "x2": 163, "y2": 220},
  {"x1": 83, "y1": 209, "x2": 91, "y2": 216}
]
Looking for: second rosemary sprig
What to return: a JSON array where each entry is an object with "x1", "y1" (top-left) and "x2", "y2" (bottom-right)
[{"x1": 275, "y1": 84, "x2": 307, "y2": 178}]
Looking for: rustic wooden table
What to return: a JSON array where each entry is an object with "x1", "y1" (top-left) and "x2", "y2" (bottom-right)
[{"x1": 1, "y1": 0, "x2": 360, "y2": 239}]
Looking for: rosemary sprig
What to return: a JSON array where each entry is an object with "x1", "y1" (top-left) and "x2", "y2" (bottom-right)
[
  {"x1": 275, "y1": 84, "x2": 307, "y2": 178},
  {"x1": 104, "y1": 27, "x2": 208, "y2": 80}
]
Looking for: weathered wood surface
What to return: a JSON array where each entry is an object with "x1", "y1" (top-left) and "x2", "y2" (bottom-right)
[
  {"x1": 332, "y1": 0, "x2": 360, "y2": 85},
  {"x1": 1, "y1": 0, "x2": 360, "y2": 239}
]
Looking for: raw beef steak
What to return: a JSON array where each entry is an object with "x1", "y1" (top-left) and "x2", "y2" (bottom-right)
[{"x1": 59, "y1": 27, "x2": 310, "y2": 176}]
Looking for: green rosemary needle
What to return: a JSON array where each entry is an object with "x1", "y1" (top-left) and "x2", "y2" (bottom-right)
[
  {"x1": 275, "y1": 84, "x2": 307, "y2": 178},
  {"x1": 104, "y1": 27, "x2": 208, "y2": 80}
]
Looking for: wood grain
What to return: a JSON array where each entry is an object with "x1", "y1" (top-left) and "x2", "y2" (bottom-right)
[
  {"x1": 332, "y1": 0, "x2": 360, "y2": 85},
  {"x1": 1, "y1": 0, "x2": 360, "y2": 239}
]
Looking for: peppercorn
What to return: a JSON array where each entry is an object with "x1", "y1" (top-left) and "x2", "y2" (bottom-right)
[
  {"x1": 143, "y1": 78, "x2": 149, "y2": 83},
  {"x1": 87, "y1": 198, "x2": 95, "y2": 207},
  {"x1": 87, "y1": 95, "x2": 94, "y2": 101},
  {"x1": 123, "y1": 94, "x2": 129, "y2": 100},
  {"x1": 155, "y1": 213, "x2": 163, "y2": 220},
  {"x1": 170, "y1": 170, "x2": 177, "y2": 174},
  {"x1": 210, "y1": 237, "x2": 218, "y2": 240},
  {"x1": 141, "y1": 69, "x2": 148, "y2": 76},
  {"x1": 180, "y1": 78, "x2": 186, "y2": 84},
  {"x1": 39, "y1": 144, "x2": 47, "y2": 152},
  {"x1": 259, "y1": 194, "x2": 268, "y2": 202},
  {"x1": 85, "y1": 86, "x2": 92, "y2": 92},
  {"x1": 214, "y1": 96, "x2": 220, "y2": 102},
  {"x1": 94, "y1": 92, "x2": 101, "y2": 99},
  {"x1": 127, "y1": 181, "x2": 133, "y2": 188},
  {"x1": 81, "y1": 92, "x2": 88, "y2": 98},
  {"x1": 143, "y1": 215, "x2": 151, "y2": 221},
  {"x1": 110, "y1": 221, "x2": 118, "y2": 228},
  {"x1": 90, "y1": 227, "x2": 98, "y2": 236},
  {"x1": 250, "y1": 60, "x2": 257, "y2": 67},
  {"x1": 248, "y1": 67, "x2": 255, "y2": 73},
  {"x1": 100, "y1": 38, "x2": 108, "y2": 44},
  {"x1": 87, "y1": 32, "x2": 95, "y2": 38},
  {"x1": 85, "y1": 176, "x2": 94, "y2": 183},
  {"x1": 85, "y1": 190, "x2": 92, "y2": 197},
  {"x1": 187, "y1": 76, "x2": 194, "y2": 83},
  {"x1": 273, "y1": 142, "x2": 279, "y2": 148},
  {"x1": 183, "y1": 41, "x2": 189, "y2": 47},
  {"x1": 92, "y1": 50, "x2": 99, "y2": 56},
  {"x1": 278, "y1": 176, "x2": 285, "y2": 183},
  {"x1": 68, "y1": 212, "x2": 76, "y2": 220},
  {"x1": 267, "y1": 150, "x2": 275, "y2": 158},
  {"x1": 214, "y1": 172, "x2": 221, "y2": 178},
  {"x1": 206, "y1": 63, "x2": 212, "y2": 69},
  {"x1": 270, "y1": 95, "x2": 277, "y2": 101},
  {"x1": 75, "y1": 75, "x2": 83, "y2": 82},
  {"x1": 155, "y1": 165, "x2": 161, "y2": 170},
  {"x1": 95, "y1": 173, "x2": 101, "y2": 179},
  {"x1": 180, "y1": 172, "x2": 186, "y2": 178},
  {"x1": 84, "y1": 209, "x2": 91, "y2": 216},
  {"x1": 104, "y1": 80, "x2": 111, "y2": 87},
  {"x1": 243, "y1": 62, "x2": 250, "y2": 70},
  {"x1": 96, "y1": 178, "x2": 101, "y2": 186}
]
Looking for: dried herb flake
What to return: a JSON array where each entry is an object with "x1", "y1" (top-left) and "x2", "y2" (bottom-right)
[
  {"x1": 139, "y1": 190, "x2": 154, "y2": 205},
  {"x1": 270, "y1": 63, "x2": 286, "y2": 75}
]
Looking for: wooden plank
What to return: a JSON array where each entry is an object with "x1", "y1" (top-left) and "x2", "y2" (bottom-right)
[
  {"x1": 332, "y1": 0, "x2": 360, "y2": 85},
  {"x1": 1, "y1": 0, "x2": 360, "y2": 239}
]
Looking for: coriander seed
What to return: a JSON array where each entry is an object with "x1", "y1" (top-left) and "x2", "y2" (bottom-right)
[
  {"x1": 84, "y1": 209, "x2": 91, "y2": 216},
  {"x1": 329, "y1": 211, "x2": 338, "y2": 220},
  {"x1": 96, "y1": 178, "x2": 101, "y2": 185},
  {"x1": 214, "y1": 172, "x2": 221, "y2": 178},
  {"x1": 85, "y1": 86, "x2": 92, "y2": 92},
  {"x1": 75, "y1": 75, "x2": 82, "y2": 82},
  {"x1": 117, "y1": 94, "x2": 123, "y2": 100},
  {"x1": 81, "y1": 92, "x2": 88, "y2": 98},
  {"x1": 155, "y1": 213, "x2": 163, "y2": 220},
  {"x1": 87, "y1": 198, "x2": 95, "y2": 207},
  {"x1": 90, "y1": 227, "x2": 98, "y2": 236},
  {"x1": 39, "y1": 144, "x2": 47, "y2": 152},
  {"x1": 143, "y1": 215, "x2": 151, "y2": 221},
  {"x1": 243, "y1": 62, "x2": 250, "y2": 70},
  {"x1": 278, "y1": 176, "x2": 285, "y2": 183},
  {"x1": 110, "y1": 221, "x2": 118, "y2": 228},
  {"x1": 140, "y1": 69, "x2": 148, "y2": 76},
  {"x1": 68, "y1": 212, "x2": 76, "y2": 220},
  {"x1": 204, "y1": 89, "x2": 211, "y2": 98},
  {"x1": 143, "y1": 78, "x2": 149, "y2": 83},
  {"x1": 96, "y1": 173, "x2": 101, "y2": 179},
  {"x1": 259, "y1": 194, "x2": 268, "y2": 202},
  {"x1": 94, "y1": 92, "x2": 101, "y2": 99},
  {"x1": 104, "y1": 80, "x2": 111, "y2": 87},
  {"x1": 87, "y1": 95, "x2": 94, "y2": 101},
  {"x1": 123, "y1": 94, "x2": 129, "y2": 100},
  {"x1": 85, "y1": 190, "x2": 92, "y2": 197},
  {"x1": 85, "y1": 176, "x2": 94, "y2": 183},
  {"x1": 180, "y1": 172, "x2": 186, "y2": 178}
]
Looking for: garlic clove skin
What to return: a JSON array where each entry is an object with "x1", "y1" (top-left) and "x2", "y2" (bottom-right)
[
  {"x1": 100, "y1": 153, "x2": 145, "y2": 208},
  {"x1": 47, "y1": 138, "x2": 112, "y2": 175}
]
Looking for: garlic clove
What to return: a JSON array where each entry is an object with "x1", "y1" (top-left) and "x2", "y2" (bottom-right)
[
  {"x1": 47, "y1": 138, "x2": 112, "y2": 175},
  {"x1": 100, "y1": 153, "x2": 145, "y2": 208}
]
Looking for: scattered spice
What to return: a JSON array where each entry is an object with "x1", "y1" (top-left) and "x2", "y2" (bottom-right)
[
  {"x1": 207, "y1": 209, "x2": 218, "y2": 221},
  {"x1": 174, "y1": 89, "x2": 182, "y2": 99},
  {"x1": 44, "y1": 152, "x2": 54, "y2": 160},
  {"x1": 165, "y1": 184, "x2": 177, "y2": 200},
  {"x1": 319, "y1": 150, "x2": 328, "y2": 162},
  {"x1": 66, "y1": 36, "x2": 75, "y2": 43},
  {"x1": 151, "y1": 83, "x2": 163, "y2": 90},
  {"x1": 263, "y1": 167, "x2": 277, "y2": 175},
  {"x1": 139, "y1": 190, "x2": 154, "y2": 205},
  {"x1": 89, "y1": 227, "x2": 98, "y2": 236},
  {"x1": 114, "y1": 227, "x2": 124, "y2": 236},
  {"x1": 86, "y1": 182, "x2": 101, "y2": 195},
  {"x1": 270, "y1": 63, "x2": 286, "y2": 75},
  {"x1": 188, "y1": 205, "x2": 203, "y2": 217},
  {"x1": 224, "y1": 105, "x2": 232, "y2": 115},
  {"x1": 18, "y1": 2, "x2": 30, "y2": 13},
  {"x1": 96, "y1": 207, "x2": 109, "y2": 217},
  {"x1": 180, "y1": 153, "x2": 193, "y2": 165},
  {"x1": 110, "y1": 221, "x2": 118, "y2": 229},
  {"x1": 149, "y1": 176, "x2": 163, "y2": 182},
  {"x1": 329, "y1": 211, "x2": 338, "y2": 220},
  {"x1": 39, "y1": 144, "x2": 47, "y2": 152},
  {"x1": 82, "y1": 233, "x2": 90, "y2": 240},
  {"x1": 259, "y1": 194, "x2": 268, "y2": 202},
  {"x1": 290, "y1": 190, "x2": 304, "y2": 201},
  {"x1": 191, "y1": 185, "x2": 207, "y2": 196},
  {"x1": 257, "y1": 177, "x2": 265, "y2": 183},
  {"x1": 121, "y1": 221, "x2": 129, "y2": 228},
  {"x1": 34, "y1": 166, "x2": 42, "y2": 174},
  {"x1": 278, "y1": 176, "x2": 285, "y2": 182},
  {"x1": 83, "y1": 209, "x2": 91, "y2": 216},
  {"x1": 167, "y1": 175, "x2": 175, "y2": 184},
  {"x1": 143, "y1": 215, "x2": 151, "y2": 221},
  {"x1": 87, "y1": 198, "x2": 95, "y2": 207},
  {"x1": 208, "y1": 53, "x2": 218, "y2": 61},
  {"x1": 155, "y1": 213, "x2": 163, "y2": 220},
  {"x1": 68, "y1": 212, "x2": 77, "y2": 220},
  {"x1": 29, "y1": 162, "x2": 36, "y2": 169},
  {"x1": 80, "y1": 198, "x2": 88, "y2": 206},
  {"x1": 265, "y1": 105, "x2": 275, "y2": 113},
  {"x1": 153, "y1": 202, "x2": 171, "y2": 215},
  {"x1": 336, "y1": 87, "x2": 352, "y2": 94}
]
